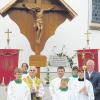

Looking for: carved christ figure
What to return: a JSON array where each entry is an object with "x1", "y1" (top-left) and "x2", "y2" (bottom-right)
[
  {"x1": 23, "y1": 3, "x2": 54, "y2": 43},
  {"x1": 34, "y1": 8, "x2": 43, "y2": 43}
]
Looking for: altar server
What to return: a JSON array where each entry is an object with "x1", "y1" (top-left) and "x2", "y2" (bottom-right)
[
  {"x1": 75, "y1": 69, "x2": 94, "y2": 100},
  {"x1": 68, "y1": 66, "x2": 78, "y2": 90},
  {"x1": 53, "y1": 78, "x2": 72, "y2": 100},
  {"x1": 7, "y1": 68, "x2": 31, "y2": 100}
]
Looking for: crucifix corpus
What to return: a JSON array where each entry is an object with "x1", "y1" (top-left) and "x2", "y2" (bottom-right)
[
  {"x1": 1, "y1": 0, "x2": 77, "y2": 77},
  {"x1": 23, "y1": 2, "x2": 54, "y2": 43}
]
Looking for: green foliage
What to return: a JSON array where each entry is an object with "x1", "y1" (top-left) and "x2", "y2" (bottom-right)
[{"x1": 45, "y1": 67, "x2": 50, "y2": 84}]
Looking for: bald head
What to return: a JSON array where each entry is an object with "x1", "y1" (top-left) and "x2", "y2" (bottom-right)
[
  {"x1": 29, "y1": 66, "x2": 37, "y2": 78},
  {"x1": 86, "y1": 59, "x2": 95, "y2": 72},
  {"x1": 30, "y1": 66, "x2": 37, "y2": 72}
]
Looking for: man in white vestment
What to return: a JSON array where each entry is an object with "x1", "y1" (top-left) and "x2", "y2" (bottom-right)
[
  {"x1": 23, "y1": 66, "x2": 44, "y2": 100},
  {"x1": 68, "y1": 66, "x2": 78, "y2": 100},
  {"x1": 53, "y1": 78, "x2": 72, "y2": 100},
  {"x1": 68, "y1": 66, "x2": 78, "y2": 89},
  {"x1": 7, "y1": 68, "x2": 31, "y2": 100},
  {"x1": 49, "y1": 66, "x2": 66, "y2": 99},
  {"x1": 75, "y1": 68, "x2": 94, "y2": 100}
]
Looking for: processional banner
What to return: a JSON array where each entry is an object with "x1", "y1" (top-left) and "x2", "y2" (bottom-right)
[
  {"x1": 77, "y1": 49, "x2": 98, "y2": 71},
  {"x1": 0, "y1": 49, "x2": 19, "y2": 85}
]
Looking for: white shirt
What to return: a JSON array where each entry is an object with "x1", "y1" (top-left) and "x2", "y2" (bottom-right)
[
  {"x1": 53, "y1": 89, "x2": 73, "y2": 100},
  {"x1": 49, "y1": 76, "x2": 65, "y2": 98},
  {"x1": 68, "y1": 76, "x2": 78, "y2": 90},
  {"x1": 7, "y1": 80, "x2": 31, "y2": 100},
  {"x1": 88, "y1": 71, "x2": 93, "y2": 78},
  {"x1": 75, "y1": 79, "x2": 94, "y2": 100}
]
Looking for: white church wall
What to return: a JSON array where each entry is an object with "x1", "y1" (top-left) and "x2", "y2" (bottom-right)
[
  {"x1": 0, "y1": 15, "x2": 34, "y2": 67},
  {"x1": 41, "y1": 0, "x2": 100, "y2": 72}
]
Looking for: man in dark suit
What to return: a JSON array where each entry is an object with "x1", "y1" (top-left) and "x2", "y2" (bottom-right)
[{"x1": 86, "y1": 59, "x2": 100, "y2": 100}]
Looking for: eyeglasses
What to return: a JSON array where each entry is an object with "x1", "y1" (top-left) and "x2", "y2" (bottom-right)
[{"x1": 30, "y1": 70, "x2": 35, "y2": 72}]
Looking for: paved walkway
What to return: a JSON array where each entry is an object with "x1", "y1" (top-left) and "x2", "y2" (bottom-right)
[
  {"x1": 0, "y1": 85, "x2": 51, "y2": 100},
  {"x1": 43, "y1": 85, "x2": 51, "y2": 100}
]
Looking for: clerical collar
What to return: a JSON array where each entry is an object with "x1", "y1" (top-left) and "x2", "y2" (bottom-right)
[
  {"x1": 23, "y1": 71, "x2": 28, "y2": 74},
  {"x1": 78, "y1": 78, "x2": 84, "y2": 81},
  {"x1": 59, "y1": 87, "x2": 68, "y2": 91},
  {"x1": 15, "y1": 80, "x2": 22, "y2": 84},
  {"x1": 72, "y1": 74, "x2": 78, "y2": 78}
]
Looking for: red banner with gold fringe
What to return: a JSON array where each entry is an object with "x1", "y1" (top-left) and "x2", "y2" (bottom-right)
[
  {"x1": 0, "y1": 49, "x2": 19, "y2": 86},
  {"x1": 77, "y1": 49, "x2": 98, "y2": 71}
]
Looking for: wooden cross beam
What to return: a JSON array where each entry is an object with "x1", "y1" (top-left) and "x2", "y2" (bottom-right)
[
  {"x1": 22, "y1": 1, "x2": 54, "y2": 44},
  {"x1": 5, "y1": 29, "x2": 12, "y2": 48}
]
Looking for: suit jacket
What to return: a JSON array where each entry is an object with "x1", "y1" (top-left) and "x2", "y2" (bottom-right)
[{"x1": 86, "y1": 71, "x2": 100, "y2": 100}]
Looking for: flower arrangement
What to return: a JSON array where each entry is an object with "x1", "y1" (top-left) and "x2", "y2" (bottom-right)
[
  {"x1": 56, "y1": 52, "x2": 76, "y2": 68},
  {"x1": 55, "y1": 45, "x2": 76, "y2": 68},
  {"x1": 44, "y1": 67, "x2": 50, "y2": 85}
]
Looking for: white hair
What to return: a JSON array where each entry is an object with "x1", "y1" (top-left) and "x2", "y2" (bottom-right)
[{"x1": 86, "y1": 59, "x2": 95, "y2": 66}]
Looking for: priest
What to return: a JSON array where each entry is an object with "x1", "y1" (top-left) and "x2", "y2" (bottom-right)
[{"x1": 23, "y1": 66, "x2": 44, "y2": 100}]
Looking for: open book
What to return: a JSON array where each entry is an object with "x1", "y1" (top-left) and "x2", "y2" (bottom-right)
[{"x1": 0, "y1": 0, "x2": 16, "y2": 14}]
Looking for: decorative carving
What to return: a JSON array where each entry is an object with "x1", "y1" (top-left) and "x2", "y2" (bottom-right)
[
  {"x1": 34, "y1": 8, "x2": 43, "y2": 43},
  {"x1": 23, "y1": 2, "x2": 54, "y2": 43},
  {"x1": 0, "y1": 0, "x2": 77, "y2": 76}
]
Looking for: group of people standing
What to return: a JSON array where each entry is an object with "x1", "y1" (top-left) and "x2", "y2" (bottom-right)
[
  {"x1": 49, "y1": 59, "x2": 100, "y2": 100},
  {"x1": 7, "y1": 63, "x2": 44, "y2": 100},
  {"x1": 6, "y1": 59, "x2": 100, "y2": 100}
]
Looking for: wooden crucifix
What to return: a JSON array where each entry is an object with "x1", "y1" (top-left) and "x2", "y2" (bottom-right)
[{"x1": 1, "y1": 0, "x2": 77, "y2": 77}]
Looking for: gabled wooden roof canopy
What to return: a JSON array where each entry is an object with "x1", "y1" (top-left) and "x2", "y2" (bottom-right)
[
  {"x1": 0, "y1": 0, "x2": 77, "y2": 20},
  {"x1": 0, "y1": 0, "x2": 78, "y2": 55},
  {"x1": 58, "y1": 0, "x2": 77, "y2": 20}
]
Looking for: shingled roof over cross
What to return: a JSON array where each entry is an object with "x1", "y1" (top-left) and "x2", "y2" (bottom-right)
[{"x1": 0, "y1": 0, "x2": 77, "y2": 20}]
